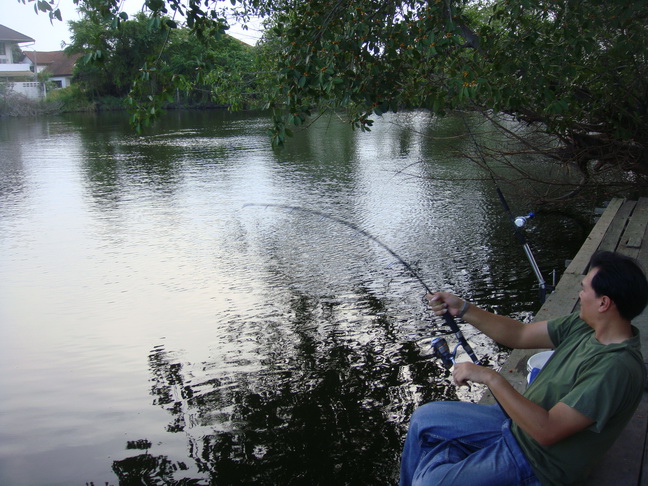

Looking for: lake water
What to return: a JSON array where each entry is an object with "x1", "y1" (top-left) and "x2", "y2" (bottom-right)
[{"x1": 0, "y1": 109, "x2": 599, "y2": 485}]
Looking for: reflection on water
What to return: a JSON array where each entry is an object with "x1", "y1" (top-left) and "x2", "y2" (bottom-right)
[
  {"x1": 144, "y1": 327, "x2": 453, "y2": 485},
  {"x1": 0, "y1": 110, "x2": 596, "y2": 485}
]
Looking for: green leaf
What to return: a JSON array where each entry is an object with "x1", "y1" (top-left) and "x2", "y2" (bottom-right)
[{"x1": 37, "y1": 1, "x2": 52, "y2": 13}]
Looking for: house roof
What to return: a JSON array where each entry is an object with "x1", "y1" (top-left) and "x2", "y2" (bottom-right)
[
  {"x1": 0, "y1": 24, "x2": 35, "y2": 43},
  {"x1": 24, "y1": 51, "x2": 82, "y2": 77}
]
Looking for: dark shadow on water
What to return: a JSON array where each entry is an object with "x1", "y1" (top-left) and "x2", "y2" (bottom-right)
[{"x1": 112, "y1": 287, "x2": 457, "y2": 485}]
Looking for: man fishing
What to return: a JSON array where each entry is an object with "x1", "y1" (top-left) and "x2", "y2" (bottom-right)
[{"x1": 400, "y1": 251, "x2": 648, "y2": 485}]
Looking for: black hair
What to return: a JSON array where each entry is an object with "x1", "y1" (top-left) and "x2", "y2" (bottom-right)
[{"x1": 589, "y1": 251, "x2": 648, "y2": 321}]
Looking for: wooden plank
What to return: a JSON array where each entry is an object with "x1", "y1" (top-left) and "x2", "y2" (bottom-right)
[
  {"x1": 637, "y1": 224, "x2": 648, "y2": 272},
  {"x1": 622, "y1": 197, "x2": 648, "y2": 249},
  {"x1": 617, "y1": 197, "x2": 648, "y2": 262},
  {"x1": 587, "y1": 392, "x2": 648, "y2": 486},
  {"x1": 643, "y1": 408, "x2": 648, "y2": 486},
  {"x1": 635, "y1": 310, "x2": 648, "y2": 376},
  {"x1": 563, "y1": 198, "x2": 624, "y2": 276},
  {"x1": 599, "y1": 200, "x2": 636, "y2": 252},
  {"x1": 535, "y1": 273, "x2": 583, "y2": 317}
]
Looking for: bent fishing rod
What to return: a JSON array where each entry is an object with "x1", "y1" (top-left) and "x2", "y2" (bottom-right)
[{"x1": 243, "y1": 202, "x2": 481, "y2": 365}]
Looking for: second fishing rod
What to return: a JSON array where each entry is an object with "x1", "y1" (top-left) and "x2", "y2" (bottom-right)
[{"x1": 460, "y1": 114, "x2": 555, "y2": 304}]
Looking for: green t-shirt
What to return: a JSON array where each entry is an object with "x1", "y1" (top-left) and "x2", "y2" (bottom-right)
[{"x1": 511, "y1": 312, "x2": 645, "y2": 485}]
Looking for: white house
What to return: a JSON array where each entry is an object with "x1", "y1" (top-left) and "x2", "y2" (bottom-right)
[
  {"x1": 0, "y1": 24, "x2": 42, "y2": 99},
  {"x1": 1, "y1": 24, "x2": 80, "y2": 99},
  {"x1": 23, "y1": 51, "x2": 81, "y2": 89},
  {"x1": 0, "y1": 24, "x2": 35, "y2": 75}
]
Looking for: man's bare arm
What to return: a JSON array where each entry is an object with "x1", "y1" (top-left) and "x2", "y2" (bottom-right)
[
  {"x1": 454, "y1": 363, "x2": 594, "y2": 446},
  {"x1": 428, "y1": 292, "x2": 555, "y2": 350}
]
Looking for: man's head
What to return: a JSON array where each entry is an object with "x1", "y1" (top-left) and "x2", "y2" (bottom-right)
[{"x1": 587, "y1": 251, "x2": 648, "y2": 321}]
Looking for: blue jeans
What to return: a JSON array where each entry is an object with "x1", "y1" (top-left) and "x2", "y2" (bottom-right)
[{"x1": 400, "y1": 402, "x2": 541, "y2": 486}]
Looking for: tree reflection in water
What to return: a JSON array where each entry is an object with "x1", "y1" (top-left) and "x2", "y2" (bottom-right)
[
  {"x1": 114, "y1": 287, "x2": 462, "y2": 485},
  {"x1": 113, "y1": 453, "x2": 198, "y2": 485}
]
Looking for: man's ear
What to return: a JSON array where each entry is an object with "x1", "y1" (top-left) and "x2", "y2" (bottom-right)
[{"x1": 599, "y1": 295, "x2": 614, "y2": 313}]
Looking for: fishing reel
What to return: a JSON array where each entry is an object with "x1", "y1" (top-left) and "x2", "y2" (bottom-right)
[
  {"x1": 514, "y1": 212, "x2": 535, "y2": 228},
  {"x1": 431, "y1": 337, "x2": 459, "y2": 369}
]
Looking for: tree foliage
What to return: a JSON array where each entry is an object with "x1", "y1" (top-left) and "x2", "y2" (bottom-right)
[
  {"x1": 18, "y1": 0, "x2": 63, "y2": 21},
  {"x1": 31, "y1": 0, "x2": 648, "y2": 181},
  {"x1": 479, "y1": 1, "x2": 648, "y2": 179},
  {"x1": 257, "y1": 0, "x2": 648, "y2": 179},
  {"x1": 66, "y1": 11, "x2": 169, "y2": 97},
  {"x1": 63, "y1": 3, "x2": 260, "y2": 129}
]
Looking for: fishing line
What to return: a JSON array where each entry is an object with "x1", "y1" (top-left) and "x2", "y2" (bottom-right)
[{"x1": 243, "y1": 202, "x2": 481, "y2": 365}]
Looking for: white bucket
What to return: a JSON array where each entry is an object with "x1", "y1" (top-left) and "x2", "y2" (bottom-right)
[{"x1": 526, "y1": 350, "x2": 554, "y2": 384}]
